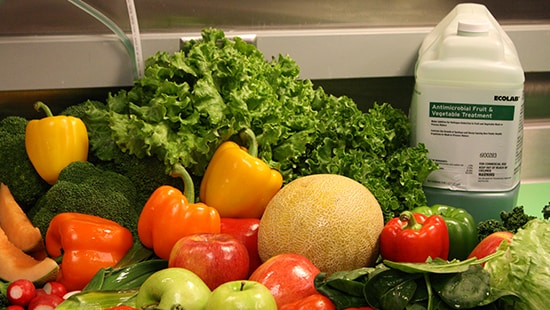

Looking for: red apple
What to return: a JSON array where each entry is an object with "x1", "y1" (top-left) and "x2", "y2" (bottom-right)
[
  {"x1": 249, "y1": 253, "x2": 320, "y2": 308},
  {"x1": 279, "y1": 293, "x2": 335, "y2": 310},
  {"x1": 220, "y1": 217, "x2": 262, "y2": 275},
  {"x1": 168, "y1": 233, "x2": 250, "y2": 290},
  {"x1": 468, "y1": 231, "x2": 514, "y2": 260}
]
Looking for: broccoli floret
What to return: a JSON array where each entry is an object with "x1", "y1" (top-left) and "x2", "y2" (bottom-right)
[
  {"x1": 476, "y1": 206, "x2": 537, "y2": 241},
  {"x1": 62, "y1": 100, "x2": 186, "y2": 207},
  {"x1": 476, "y1": 219, "x2": 507, "y2": 242},
  {"x1": 543, "y1": 202, "x2": 550, "y2": 220},
  {"x1": 91, "y1": 151, "x2": 185, "y2": 208},
  {"x1": 0, "y1": 116, "x2": 50, "y2": 211},
  {"x1": 28, "y1": 161, "x2": 140, "y2": 238},
  {"x1": 0, "y1": 280, "x2": 8, "y2": 308},
  {"x1": 60, "y1": 100, "x2": 104, "y2": 120},
  {"x1": 500, "y1": 205, "x2": 537, "y2": 233}
]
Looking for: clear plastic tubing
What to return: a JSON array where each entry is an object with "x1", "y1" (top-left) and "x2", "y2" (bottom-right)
[
  {"x1": 125, "y1": 0, "x2": 144, "y2": 78},
  {"x1": 68, "y1": 0, "x2": 142, "y2": 79}
]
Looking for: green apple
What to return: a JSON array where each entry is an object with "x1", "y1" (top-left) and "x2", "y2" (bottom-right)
[
  {"x1": 206, "y1": 280, "x2": 277, "y2": 310},
  {"x1": 136, "y1": 267, "x2": 211, "y2": 310}
]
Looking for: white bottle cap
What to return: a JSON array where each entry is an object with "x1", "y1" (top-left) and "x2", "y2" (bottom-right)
[{"x1": 457, "y1": 19, "x2": 489, "y2": 35}]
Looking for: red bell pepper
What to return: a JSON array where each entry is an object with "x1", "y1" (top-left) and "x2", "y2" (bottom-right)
[
  {"x1": 380, "y1": 211, "x2": 449, "y2": 263},
  {"x1": 220, "y1": 217, "x2": 262, "y2": 276}
]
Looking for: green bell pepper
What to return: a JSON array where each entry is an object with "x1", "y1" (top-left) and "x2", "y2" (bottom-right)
[{"x1": 412, "y1": 204, "x2": 477, "y2": 260}]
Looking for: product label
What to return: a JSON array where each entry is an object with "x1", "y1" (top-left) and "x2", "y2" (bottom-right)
[{"x1": 410, "y1": 85, "x2": 523, "y2": 192}]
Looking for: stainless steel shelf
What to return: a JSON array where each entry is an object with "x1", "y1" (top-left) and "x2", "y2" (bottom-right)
[
  {"x1": 1, "y1": 26, "x2": 548, "y2": 183},
  {"x1": 1, "y1": 25, "x2": 549, "y2": 91}
]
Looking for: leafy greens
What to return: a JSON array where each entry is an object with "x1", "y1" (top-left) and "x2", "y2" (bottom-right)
[
  {"x1": 315, "y1": 256, "x2": 505, "y2": 310},
  {"x1": 82, "y1": 28, "x2": 437, "y2": 221},
  {"x1": 484, "y1": 219, "x2": 550, "y2": 310}
]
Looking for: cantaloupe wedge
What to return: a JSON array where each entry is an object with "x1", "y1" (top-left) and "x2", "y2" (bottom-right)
[
  {"x1": 0, "y1": 183, "x2": 46, "y2": 256},
  {"x1": 0, "y1": 225, "x2": 59, "y2": 286}
]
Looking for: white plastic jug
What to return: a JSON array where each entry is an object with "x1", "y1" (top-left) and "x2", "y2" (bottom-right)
[{"x1": 409, "y1": 3, "x2": 525, "y2": 222}]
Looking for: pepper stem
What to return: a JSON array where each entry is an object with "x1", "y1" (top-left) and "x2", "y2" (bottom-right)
[
  {"x1": 169, "y1": 163, "x2": 195, "y2": 202},
  {"x1": 399, "y1": 211, "x2": 423, "y2": 230},
  {"x1": 34, "y1": 101, "x2": 54, "y2": 117},
  {"x1": 239, "y1": 128, "x2": 258, "y2": 157}
]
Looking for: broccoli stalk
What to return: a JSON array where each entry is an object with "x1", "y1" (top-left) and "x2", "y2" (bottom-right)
[
  {"x1": 0, "y1": 116, "x2": 50, "y2": 211},
  {"x1": 28, "y1": 161, "x2": 141, "y2": 238}
]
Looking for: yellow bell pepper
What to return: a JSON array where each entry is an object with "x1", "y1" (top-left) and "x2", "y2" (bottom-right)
[
  {"x1": 200, "y1": 129, "x2": 283, "y2": 218},
  {"x1": 25, "y1": 101, "x2": 89, "y2": 185}
]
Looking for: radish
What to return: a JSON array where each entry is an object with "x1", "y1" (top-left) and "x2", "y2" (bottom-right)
[
  {"x1": 35, "y1": 288, "x2": 47, "y2": 296},
  {"x1": 7, "y1": 279, "x2": 36, "y2": 306},
  {"x1": 27, "y1": 293, "x2": 64, "y2": 310},
  {"x1": 6, "y1": 305, "x2": 26, "y2": 310},
  {"x1": 42, "y1": 281, "x2": 67, "y2": 298}
]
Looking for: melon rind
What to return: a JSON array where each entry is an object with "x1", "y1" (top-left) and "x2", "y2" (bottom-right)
[
  {"x1": 0, "y1": 222, "x2": 59, "y2": 286},
  {"x1": 0, "y1": 183, "x2": 45, "y2": 254}
]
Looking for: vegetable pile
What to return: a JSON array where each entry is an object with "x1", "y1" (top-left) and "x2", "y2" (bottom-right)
[{"x1": 1, "y1": 27, "x2": 549, "y2": 310}]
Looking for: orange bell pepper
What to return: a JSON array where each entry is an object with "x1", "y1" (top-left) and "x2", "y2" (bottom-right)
[
  {"x1": 138, "y1": 165, "x2": 221, "y2": 260},
  {"x1": 25, "y1": 101, "x2": 89, "y2": 185},
  {"x1": 200, "y1": 128, "x2": 283, "y2": 218},
  {"x1": 45, "y1": 212, "x2": 133, "y2": 292}
]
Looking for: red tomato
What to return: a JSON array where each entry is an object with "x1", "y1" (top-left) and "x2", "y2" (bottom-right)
[{"x1": 279, "y1": 293, "x2": 336, "y2": 310}]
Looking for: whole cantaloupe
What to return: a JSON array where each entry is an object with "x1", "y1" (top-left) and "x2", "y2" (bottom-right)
[{"x1": 258, "y1": 174, "x2": 384, "y2": 274}]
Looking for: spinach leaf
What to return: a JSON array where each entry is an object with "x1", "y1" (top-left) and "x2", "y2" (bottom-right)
[
  {"x1": 364, "y1": 268, "x2": 422, "y2": 310},
  {"x1": 431, "y1": 265, "x2": 491, "y2": 309},
  {"x1": 314, "y1": 259, "x2": 506, "y2": 310},
  {"x1": 314, "y1": 272, "x2": 370, "y2": 310},
  {"x1": 383, "y1": 251, "x2": 503, "y2": 274}
]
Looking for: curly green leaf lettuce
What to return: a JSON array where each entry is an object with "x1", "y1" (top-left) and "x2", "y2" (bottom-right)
[{"x1": 83, "y1": 28, "x2": 437, "y2": 221}]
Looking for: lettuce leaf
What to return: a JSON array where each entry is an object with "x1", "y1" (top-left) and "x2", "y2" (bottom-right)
[
  {"x1": 485, "y1": 219, "x2": 550, "y2": 309},
  {"x1": 84, "y1": 28, "x2": 438, "y2": 221}
]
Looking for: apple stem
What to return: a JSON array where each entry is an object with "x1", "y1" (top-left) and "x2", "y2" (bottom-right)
[{"x1": 240, "y1": 281, "x2": 246, "y2": 291}]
